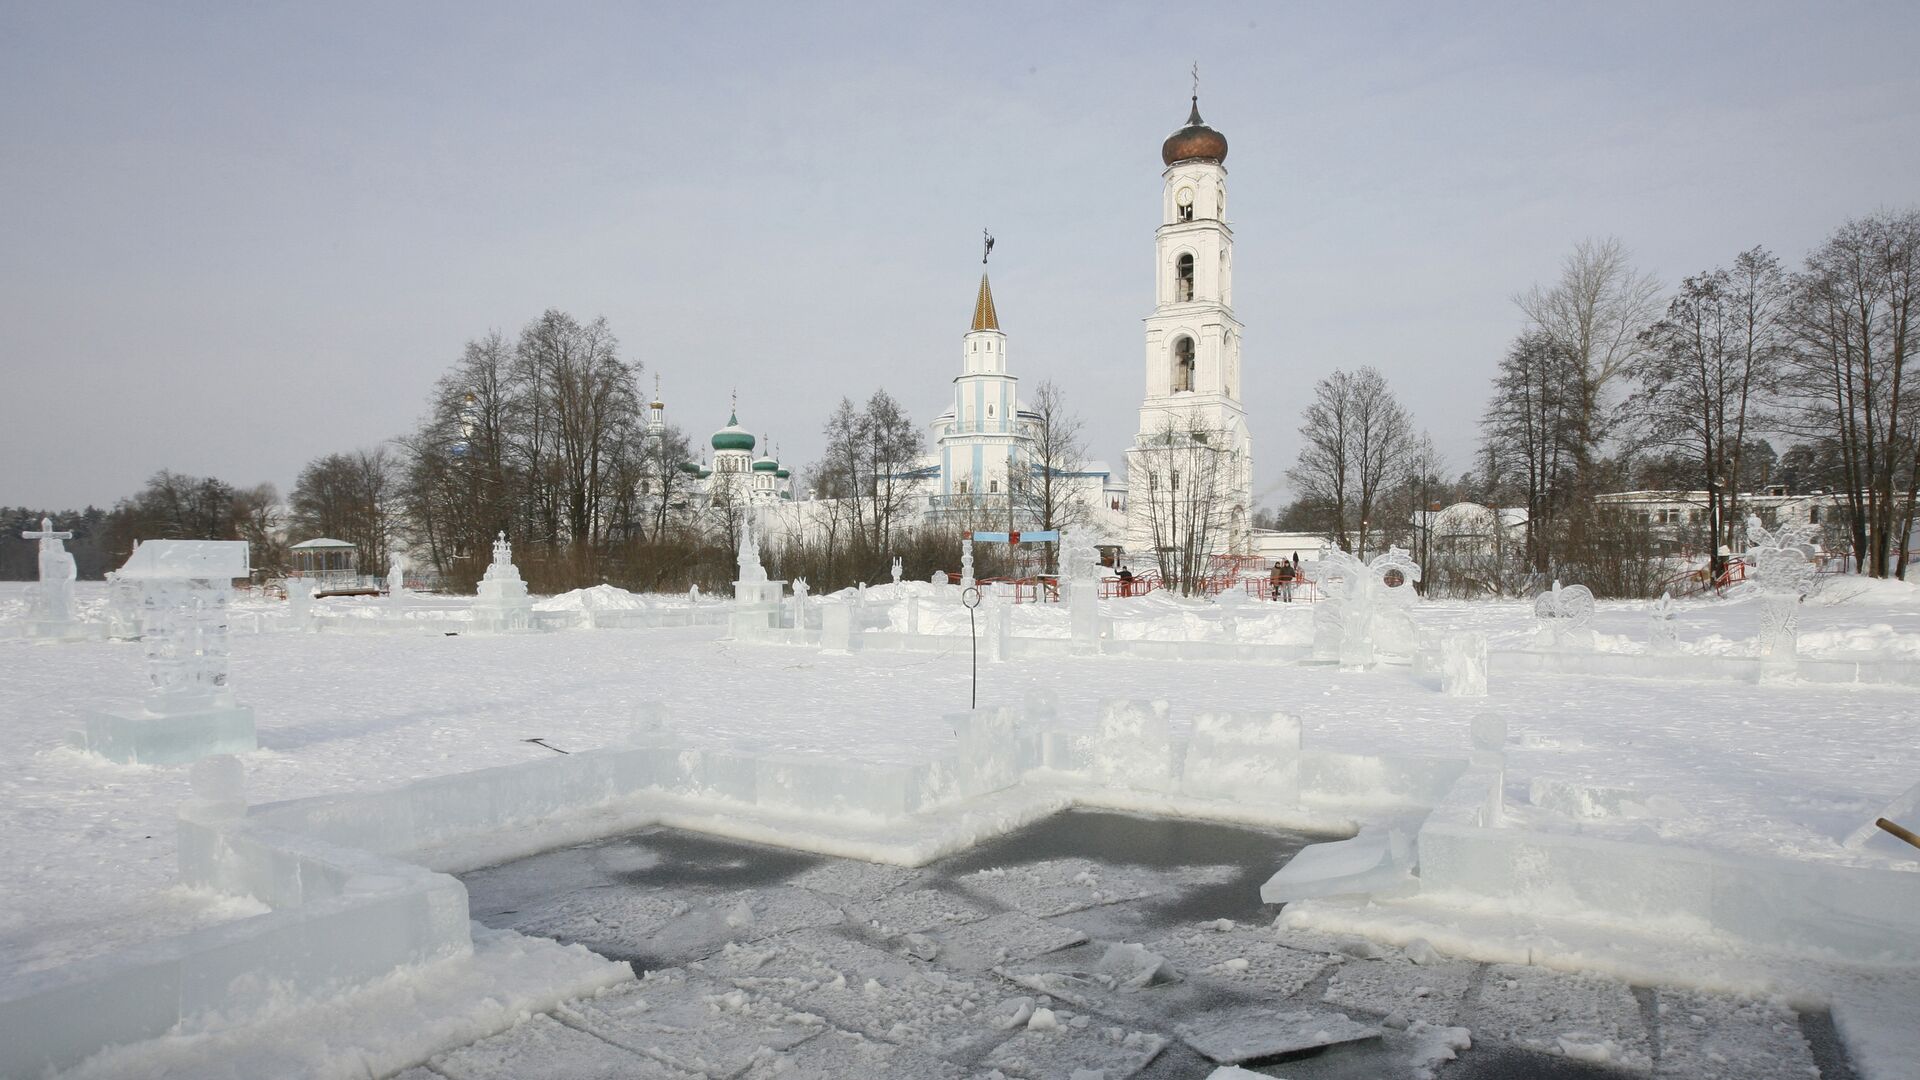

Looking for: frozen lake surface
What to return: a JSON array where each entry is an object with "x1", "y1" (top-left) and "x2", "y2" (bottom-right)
[{"x1": 450, "y1": 810, "x2": 1855, "y2": 1079}]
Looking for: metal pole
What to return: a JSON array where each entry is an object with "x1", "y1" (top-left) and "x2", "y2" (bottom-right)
[{"x1": 962, "y1": 586, "x2": 982, "y2": 709}]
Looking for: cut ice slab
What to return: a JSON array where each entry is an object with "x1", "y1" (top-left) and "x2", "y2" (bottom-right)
[
  {"x1": 1178, "y1": 1004, "x2": 1380, "y2": 1063},
  {"x1": 1260, "y1": 827, "x2": 1410, "y2": 903}
]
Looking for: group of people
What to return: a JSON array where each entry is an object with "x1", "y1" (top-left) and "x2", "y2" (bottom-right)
[{"x1": 1268, "y1": 553, "x2": 1302, "y2": 602}]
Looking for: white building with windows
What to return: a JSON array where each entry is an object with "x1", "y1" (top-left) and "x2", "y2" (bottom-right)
[{"x1": 1123, "y1": 95, "x2": 1255, "y2": 555}]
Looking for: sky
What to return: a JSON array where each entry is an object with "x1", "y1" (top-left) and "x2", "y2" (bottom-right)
[{"x1": 4, "y1": 1, "x2": 1919, "y2": 512}]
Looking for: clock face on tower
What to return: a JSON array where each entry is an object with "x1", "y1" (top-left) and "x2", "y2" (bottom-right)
[{"x1": 1176, "y1": 188, "x2": 1193, "y2": 208}]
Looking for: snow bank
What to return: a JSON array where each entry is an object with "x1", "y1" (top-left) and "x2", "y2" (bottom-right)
[{"x1": 533, "y1": 584, "x2": 648, "y2": 613}]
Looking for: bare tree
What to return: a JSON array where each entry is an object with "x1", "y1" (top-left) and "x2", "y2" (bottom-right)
[
  {"x1": 1632, "y1": 248, "x2": 1790, "y2": 577},
  {"x1": 1514, "y1": 238, "x2": 1663, "y2": 541},
  {"x1": 1133, "y1": 413, "x2": 1236, "y2": 595},
  {"x1": 1480, "y1": 331, "x2": 1582, "y2": 576},
  {"x1": 1010, "y1": 379, "x2": 1091, "y2": 571},
  {"x1": 230, "y1": 483, "x2": 287, "y2": 573},
  {"x1": 1287, "y1": 367, "x2": 1419, "y2": 558},
  {"x1": 291, "y1": 448, "x2": 398, "y2": 575},
  {"x1": 860, "y1": 389, "x2": 926, "y2": 554},
  {"x1": 635, "y1": 423, "x2": 695, "y2": 544},
  {"x1": 513, "y1": 309, "x2": 643, "y2": 569},
  {"x1": 811, "y1": 390, "x2": 925, "y2": 569},
  {"x1": 1784, "y1": 210, "x2": 1920, "y2": 577}
]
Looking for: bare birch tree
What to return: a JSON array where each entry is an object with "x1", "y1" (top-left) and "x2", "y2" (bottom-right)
[
  {"x1": 1287, "y1": 367, "x2": 1418, "y2": 558},
  {"x1": 1514, "y1": 238, "x2": 1662, "y2": 543},
  {"x1": 1134, "y1": 413, "x2": 1235, "y2": 595}
]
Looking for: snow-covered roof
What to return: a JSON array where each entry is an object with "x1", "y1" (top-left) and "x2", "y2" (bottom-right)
[{"x1": 290, "y1": 537, "x2": 355, "y2": 549}]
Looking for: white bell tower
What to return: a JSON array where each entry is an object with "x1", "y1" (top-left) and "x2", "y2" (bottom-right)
[{"x1": 1125, "y1": 94, "x2": 1253, "y2": 556}]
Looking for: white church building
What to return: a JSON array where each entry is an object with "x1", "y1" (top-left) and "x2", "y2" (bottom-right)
[{"x1": 650, "y1": 92, "x2": 1258, "y2": 561}]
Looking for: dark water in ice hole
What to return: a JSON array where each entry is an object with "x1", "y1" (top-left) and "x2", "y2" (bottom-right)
[{"x1": 460, "y1": 810, "x2": 1858, "y2": 1080}]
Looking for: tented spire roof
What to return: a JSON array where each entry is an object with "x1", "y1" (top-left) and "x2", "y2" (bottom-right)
[{"x1": 970, "y1": 273, "x2": 999, "y2": 332}]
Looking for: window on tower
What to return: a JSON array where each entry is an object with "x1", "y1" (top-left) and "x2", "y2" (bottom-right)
[
  {"x1": 1175, "y1": 254, "x2": 1195, "y2": 303},
  {"x1": 1172, "y1": 336, "x2": 1195, "y2": 392}
]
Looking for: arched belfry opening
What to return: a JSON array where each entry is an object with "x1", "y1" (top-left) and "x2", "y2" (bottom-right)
[
  {"x1": 1175, "y1": 253, "x2": 1195, "y2": 302},
  {"x1": 1172, "y1": 335, "x2": 1195, "y2": 392}
]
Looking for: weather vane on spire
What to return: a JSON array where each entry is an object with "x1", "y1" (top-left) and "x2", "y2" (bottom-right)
[
  {"x1": 1191, "y1": 62, "x2": 1200, "y2": 99},
  {"x1": 982, "y1": 228, "x2": 994, "y2": 265}
]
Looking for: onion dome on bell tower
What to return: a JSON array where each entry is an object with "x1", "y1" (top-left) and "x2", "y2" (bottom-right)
[{"x1": 1161, "y1": 96, "x2": 1228, "y2": 167}]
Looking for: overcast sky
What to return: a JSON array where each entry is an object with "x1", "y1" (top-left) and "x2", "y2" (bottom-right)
[{"x1": 5, "y1": 2, "x2": 1919, "y2": 512}]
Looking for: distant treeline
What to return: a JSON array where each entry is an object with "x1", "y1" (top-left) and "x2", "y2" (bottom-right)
[{"x1": 1, "y1": 471, "x2": 283, "y2": 582}]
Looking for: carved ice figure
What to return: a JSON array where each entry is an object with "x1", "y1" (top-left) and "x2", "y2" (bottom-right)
[
  {"x1": 790, "y1": 577, "x2": 810, "y2": 629},
  {"x1": 1648, "y1": 592, "x2": 1680, "y2": 654},
  {"x1": 960, "y1": 537, "x2": 976, "y2": 591},
  {"x1": 930, "y1": 569, "x2": 946, "y2": 586},
  {"x1": 284, "y1": 576, "x2": 316, "y2": 631},
  {"x1": 103, "y1": 570, "x2": 144, "y2": 639},
  {"x1": 735, "y1": 518, "x2": 767, "y2": 585},
  {"x1": 1441, "y1": 632, "x2": 1489, "y2": 696},
  {"x1": 1305, "y1": 546, "x2": 1423, "y2": 668},
  {"x1": 84, "y1": 540, "x2": 257, "y2": 763},
  {"x1": 891, "y1": 556, "x2": 903, "y2": 586},
  {"x1": 1746, "y1": 514, "x2": 1819, "y2": 675},
  {"x1": 471, "y1": 531, "x2": 532, "y2": 632},
  {"x1": 22, "y1": 517, "x2": 79, "y2": 633},
  {"x1": 386, "y1": 552, "x2": 406, "y2": 613},
  {"x1": 1532, "y1": 580, "x2": 1595, "y2": 650},
  {"x1": 688, "y1": 583, "x2": 700, "y2": 605}
]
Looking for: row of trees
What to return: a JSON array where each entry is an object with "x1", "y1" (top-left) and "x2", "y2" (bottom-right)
[
  {"x1": 1271, "y1": 210, "x2": 1917, "y2": 597},
  {"x1": 1480, "y1": 213, "x2": 1919, "y2": 586},
  {"x1": 271, "y1": 307, "x2": 1103, "y2": 593}
]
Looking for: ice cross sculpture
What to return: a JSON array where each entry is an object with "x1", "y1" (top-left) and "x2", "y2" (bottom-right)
[
  {"x1": 1532, "y1": 580, "x2": 1596, "y2": 650},
  {"x1": 484, "y1": 532, "x2": 520, "y2": 580},
  {"x1": 22, "y1": 517, "x2": 77, "y2": 623}
]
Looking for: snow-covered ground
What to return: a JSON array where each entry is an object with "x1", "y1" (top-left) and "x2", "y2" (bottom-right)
[{"x1": 4, "y1": 578, "x2": 1918, "y2": 990}]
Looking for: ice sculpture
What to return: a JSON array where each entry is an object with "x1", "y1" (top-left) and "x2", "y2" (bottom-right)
[
  {"x1": 1531, "y1": 579, "x2": 1595, "y2": 650},
  {"x1": 1441, "y1": 632, "x2": 1488, "y2": 696},
  {"x1": 103, "y1": 569, "x2": 144, "y2": 640},
  {"x1": 820, "y1": 602, "x2": 852, "y2": 653},
  {"x1": 688, "y1": 583, "x2": 700, "y2": 605},
  {"x1": 21, "y1": 517, "x2": 84, "y2": 639},
  {"x1": 730, "y1": 518, "x2": 784, "y2": 636},
  {"x1": 83, "y1": 540, "x2": 257, "y2": 763},
  {"x1": 959, "y1": 536, "x2": 976, "y2": 590},
  {"x1": 1746, "y1": 514, "x2": 1819, "y2": 676},
  {"x1": 929, "y1": 568, "x2": 946, "y2": 586},
  {"x1": 471, "y1": 532, "x2": 532, "y2": 632},
  {"x1": 790, "y1": 577, "x2": 810, "y2": 630},
  {"x1": 1305, "y1": 546, "x2": 1422, "y2": 668},
  {"x1": 386, "y1": 552, "x2": 406, "y2": 614},
  {"x1": 891, "y1": 556, "x2": 903, "y2": 586},
  {"x1": 1648, "y1": 592, "x2": 1680, "y2": 654},
  {"x1": 735, "y1": 518, "x2": 767, "y2": 585},
  {"x1": 1066, "y1": 536, "x2": 1102, "y2": 654},
  {"x1": 284, "y1": 575, "x2": 316, "y2": 631}
]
